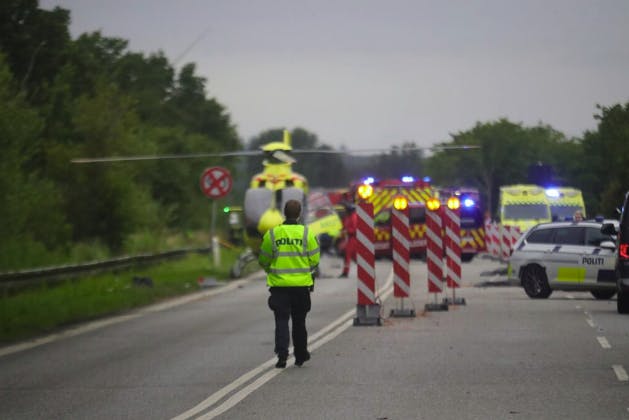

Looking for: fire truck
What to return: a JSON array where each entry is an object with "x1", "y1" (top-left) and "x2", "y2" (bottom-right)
[
  {"x1": 352, "y1": 176, "x2": 437, "y2": 258},
  {"x1": 438, "y1": 187, "x2": 486, "y2": 262}
]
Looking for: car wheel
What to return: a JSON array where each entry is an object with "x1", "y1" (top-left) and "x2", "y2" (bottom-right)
[
  {"x1": 618, "y1": 291, "x2": 629, "y2": 314},
  {"x1": 590, "y1": 290, "x2": 616, "y2": 300},
  {"x1": 521, "y1": 265, "x2": 552, "y2": 299}
]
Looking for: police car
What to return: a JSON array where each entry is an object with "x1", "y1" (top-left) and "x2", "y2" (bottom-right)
[{"x1": 508, "y1": 220, "x2": 618, "y2": 299}]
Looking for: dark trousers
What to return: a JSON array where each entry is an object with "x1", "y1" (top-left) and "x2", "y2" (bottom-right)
[{"x1": 268, "y1": 287, "x2": 311, "y2": 360}]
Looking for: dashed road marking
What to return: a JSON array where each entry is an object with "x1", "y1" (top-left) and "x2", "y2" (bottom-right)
[
  {"x1": 612, "y1": 365, "x2": 629, "y2": 382},
  {"x1": 585, "y1": 318, "x2": 595, "y2": 328},
  {"x1": 597, "y1": 336, "x2": 611, "y2": 349}
]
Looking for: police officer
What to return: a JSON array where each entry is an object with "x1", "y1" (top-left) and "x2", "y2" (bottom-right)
[
  {"x1": 258, "y1": 199, "x2": 320, "y2": 368},
  {"x1": 339, "y1": 203, "x2": 358, "y2": 278}
]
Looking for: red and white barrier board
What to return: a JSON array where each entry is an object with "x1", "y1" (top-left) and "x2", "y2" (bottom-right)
[
  {"x1": 500, "y1": 225, "x2": 521, "y2": 261},
  {"x1": 354, "y1": 202, "x2": 381, "y2": 325},
  {"x1": 390, "y1": 207, "x2": 416, "y2": 317},
  {"x1": 356, "y1": 202, "x2": 376, "y2": 305},
  {"x1": 444, "y1": 207, "x2": 466, "y2": 305},
  {"x1": 444, "y1": 207, "x2": 461, "y2": 289},
  {"x1": 392, "y1": 207, "x2": 411, "y2": 298},
  {"x1": 426, "y1": 207, "x2": 443, "y2": 294}
]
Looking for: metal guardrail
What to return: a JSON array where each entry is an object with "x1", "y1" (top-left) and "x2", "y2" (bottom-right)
[{"x1": 0, "y1": 247, "x2": 210, "y2": 288}]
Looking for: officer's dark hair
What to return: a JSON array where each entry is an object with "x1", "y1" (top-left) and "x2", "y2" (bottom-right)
[{"x1": 284, "y1": 199, "x2": 302, "y2": 220}]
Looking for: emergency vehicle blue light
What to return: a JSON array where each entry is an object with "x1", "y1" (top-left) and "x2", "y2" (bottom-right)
[
  {"x1": 545, "y1": 188, "x2": 560, "y2": 198},
  {"x1": 363, "y1": 177, "x2": 375, "y2": 185},
  {"x1": 463, "y1": 198, "x2": 475, "y2": 208},
  {"x1": 422, "y1": 176, "x2": 431, "y2": 183},
  {"x1": 401, "y1": 176, "x2": 414, "y2": 183}
]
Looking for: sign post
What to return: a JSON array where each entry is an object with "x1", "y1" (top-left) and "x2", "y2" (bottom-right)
[{"x1": 200, "y1": 167, "x2": 233, "y2": 265}]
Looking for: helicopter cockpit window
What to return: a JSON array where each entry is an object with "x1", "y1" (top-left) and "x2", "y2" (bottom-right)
[
  {"x1": 280, "y1": 187, "x2": 306, "y2": 217},
  {"x1": 374, "y1": 209, "x2": 391, "y2": 226},
  {"x1": 244, "y1": 188, "x2": 273, "y2": 226}
]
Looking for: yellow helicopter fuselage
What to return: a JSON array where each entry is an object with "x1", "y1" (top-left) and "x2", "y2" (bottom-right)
[{"x1": 242, "y1": 132, "x2": 309, "y2": 253}]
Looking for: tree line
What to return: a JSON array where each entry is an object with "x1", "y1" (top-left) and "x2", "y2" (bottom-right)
[{"x1": 1, "y1": 1, "x2": 627, "y2": 270}]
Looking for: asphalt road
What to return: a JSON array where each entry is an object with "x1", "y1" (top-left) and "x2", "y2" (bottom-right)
[{"x1": 1, "y1": 254, "x2": 628, "y2": 419}]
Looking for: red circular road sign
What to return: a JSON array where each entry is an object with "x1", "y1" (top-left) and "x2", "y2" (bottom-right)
[{"x1": 200, "y1": 166, "x2": 232, "y2": 199}]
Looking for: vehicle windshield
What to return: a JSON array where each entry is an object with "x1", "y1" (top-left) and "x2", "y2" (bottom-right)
[
  {"x1": 550, "y1": 205, "x2": 582, "y2": 221},
  {"x1": 409, "y1": 206, "x2": 426, "y2": 224},
  {"x1": 374, "y1": 209, "x2": 391, "y2": 226},
  {"x1": 503, "y1": 204, "x2": 549, "y2": 220}
]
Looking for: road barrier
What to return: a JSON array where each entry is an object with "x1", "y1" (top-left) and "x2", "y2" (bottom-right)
[
  {"x1": 484, "y1": 222, "x2": 522, "y2": 261},
  {"x1": 485, "y1": 222, "x2": 501, "y2": 259},
  {"x1": 500, "y1": 225, "x2": 521, "y2": 261},
  {"x1": 444, "y1": 207, "x2": 465, "y2": 305},
  {"x1": 354, "y1": 202, "x2": 381, "y2": 326},
  {"x1": 425, "y1": 206, "x2": 448, "y2": 311},
  {"x1": 390, "y1": 207, "x2": 415, "y2": 317}
]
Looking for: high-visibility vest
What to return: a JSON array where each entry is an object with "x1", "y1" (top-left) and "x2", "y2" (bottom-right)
[{"x1": 258, "y1": 223, "x2": 320, "y2": 287}]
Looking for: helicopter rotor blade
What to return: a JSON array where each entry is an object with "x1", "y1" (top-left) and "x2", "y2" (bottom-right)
[
  {"x1": 290, "y1": 145, "x2": 480, "y2": 155},
  {"x1": 71, "y1": 150, "x2": 261, "y2": 164},
  {"x1": 71, "y1": 144, "x2": 479, "y2": 164}
]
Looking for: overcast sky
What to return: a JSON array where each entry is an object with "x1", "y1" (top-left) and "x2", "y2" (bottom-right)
[{"x1": 40, "y1": 0, "x2": 629, "y2": 150}]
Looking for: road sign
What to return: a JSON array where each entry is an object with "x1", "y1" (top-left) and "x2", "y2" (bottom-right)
[{"x1": 200, "y1": 167, "x2": 232, "y2": 199}]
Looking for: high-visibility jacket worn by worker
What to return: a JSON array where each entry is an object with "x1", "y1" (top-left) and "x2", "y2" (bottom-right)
[{"x1": 258, "y1": 222, "x2": 320, "y2": 287}]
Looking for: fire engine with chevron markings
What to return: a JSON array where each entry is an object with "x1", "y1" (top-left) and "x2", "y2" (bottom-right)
[
  {"x1": 351, "y1": 176, "x2": 437, "y2": 258},
  {"x1": 437, "y1": 187, "x2": 487, "y2": 262}
]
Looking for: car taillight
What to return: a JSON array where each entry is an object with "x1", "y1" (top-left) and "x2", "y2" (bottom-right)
[{"x1": 620, "y1": 243, "x2": 629, "y2": 260}]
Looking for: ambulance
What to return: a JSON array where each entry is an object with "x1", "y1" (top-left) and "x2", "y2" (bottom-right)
[
  {"x1": 353, "y1": 176, "x2": 436, "y2": 258},
  {"x1": 499, "y1": 184, "x2": 552, "y2": 234},
  {"x1": 545, "y1": 187, "x2": 586, "y2": 221}
]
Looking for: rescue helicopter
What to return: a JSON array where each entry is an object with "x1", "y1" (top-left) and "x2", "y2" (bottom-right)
[{"x1": 72, "y1": 129, "x2": 330, "y2": 276}]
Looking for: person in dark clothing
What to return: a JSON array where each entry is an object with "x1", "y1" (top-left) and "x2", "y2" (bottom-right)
[
  {"x1": 258, "y1": 199, "x2": 320, "y2": 368},
  {"x1": 339, "y1": 204, "x2": 358, "y2": 278}
]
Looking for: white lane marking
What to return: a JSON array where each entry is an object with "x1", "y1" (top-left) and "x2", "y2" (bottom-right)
[
  {"x1": 0, "y1": 278, "x2": 254, "y2": 358},
  {"x1": 597, "y1": 336, "x2": 611, "y2": 349},
  {"x1": 171, "y1": 309, "x2": 357, "y2": 420},
  {"x1": 566, "y1": 294, "x2": 574, "y2": 300},
  {"x1": 583, "y1": 311, "x2": 596, "y2": 328},
  {"x1": 174, "y1": 270, "x2": 395, "y2": 420},
  {"x1": 612, "y1": 365, "x2": 629, "y2": 382},
  {"x1": 198, "y1": 319, "x2": 355, "y2": 420}
]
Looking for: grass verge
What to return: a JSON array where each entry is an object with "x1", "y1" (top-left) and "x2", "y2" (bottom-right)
[{"x1": 0, "y1": 248, "x2": 258, "y2": 345}]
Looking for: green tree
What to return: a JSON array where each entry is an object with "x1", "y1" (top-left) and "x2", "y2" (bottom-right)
[
  {"x1": 0, "y1": 0, "x2": 71, "y2": 103},
  {"x1": 580, "y1": 103, "x2": 629, "y2": 216},
  {"x1": 426, "y1": 119, "x2": 574, "y2": 217},
  {"x1": 0, "y1": 54, "x2": 69, "y2": 269},
  {"x1": 113, "y1": 51, "x2": 175, "y2": 123},
  {"x1": 65, "y1": 82, "x2": 160, "y2": 249},
  {"x1": 368, "y1": 143, "x2": 425, "y2": 180}
]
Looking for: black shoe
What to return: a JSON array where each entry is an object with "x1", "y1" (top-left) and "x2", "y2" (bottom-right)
[
  {"x1": 338, "y1": 273, "x2": 348, "y2": 278},
  {"x1": 295, "y1": 353, "x2": 310, "y2": 367},
  {"x1": 275, "y1": 356, "x2": 287, "y2": 368}
]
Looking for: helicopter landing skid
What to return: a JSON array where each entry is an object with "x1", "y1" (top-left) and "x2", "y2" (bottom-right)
[{"x1": 230, "y1": 248, "x2": 259, "y2": 278}]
